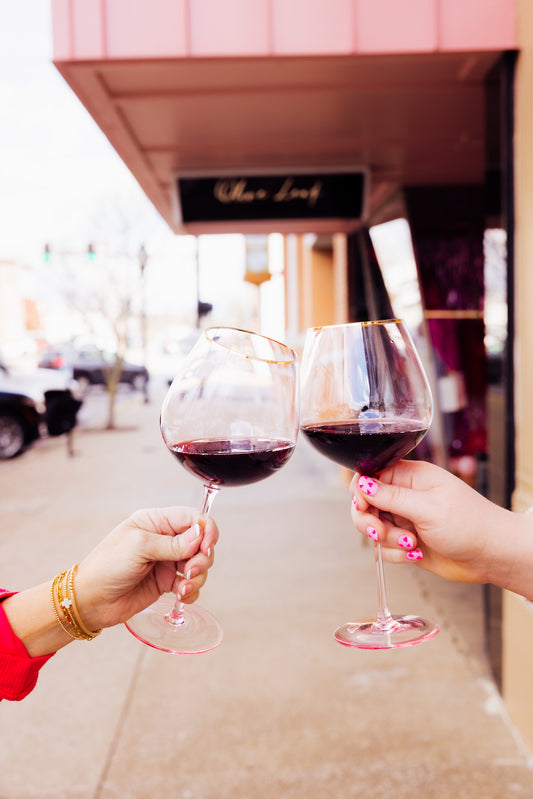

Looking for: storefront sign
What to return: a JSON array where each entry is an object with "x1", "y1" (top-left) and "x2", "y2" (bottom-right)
[{"x1": 175, "y1": 170, "x2": 366, "y2": 232}]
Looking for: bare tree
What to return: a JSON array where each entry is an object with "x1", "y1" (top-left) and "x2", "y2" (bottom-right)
[{"x1": 44, "y1": 195, "x2": 161, "y2": 428}]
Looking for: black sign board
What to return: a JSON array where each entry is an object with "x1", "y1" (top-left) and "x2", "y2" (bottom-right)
[{"x1": 175, "y1": 170, "x2": 366, "y2": 228}]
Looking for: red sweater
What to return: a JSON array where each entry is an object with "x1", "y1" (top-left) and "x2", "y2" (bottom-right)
[{"x1": 0, "y1": 591, "x2": 55, "y2": 701}]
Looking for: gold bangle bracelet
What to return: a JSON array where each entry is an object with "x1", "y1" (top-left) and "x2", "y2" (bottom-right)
[
  {"x1": 56, "y1": 569, "x2": 86, "y2": 639},
  {"x1": 67, "y1": 565, "x2": 102, "y2": 640},
  {"x1": 51, "y1": 566, "x2": 101, "y2": 641}
]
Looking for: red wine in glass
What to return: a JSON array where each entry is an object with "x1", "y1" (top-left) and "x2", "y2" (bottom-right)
[
  {"x1": 301, "y1": 419, "x2": 428, "y2": 476},
  {"x1": 171, "y1": 438, "x2": 296, "y2": 487}
]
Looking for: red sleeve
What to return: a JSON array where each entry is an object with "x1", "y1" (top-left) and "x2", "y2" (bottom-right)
[{"x1": 0, "y1": 590, "x2": 55, "y2": 701}]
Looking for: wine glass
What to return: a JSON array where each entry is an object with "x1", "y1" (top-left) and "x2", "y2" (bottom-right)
[
  {"x1": 300, "y1": 319, "x2": 439, "y2": 649},
  {"x1": 125, "y1": 326, "x2": 299, "y2": 654}
]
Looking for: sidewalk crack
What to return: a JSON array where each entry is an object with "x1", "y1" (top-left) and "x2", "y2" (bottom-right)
[{"x1": 93, "y1": 645, "x2": 147, "y2": 799}]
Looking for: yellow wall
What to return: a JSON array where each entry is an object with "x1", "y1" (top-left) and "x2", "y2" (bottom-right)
[{"x1": 286, "y1": 233, "x2": 349, "y2": 332}]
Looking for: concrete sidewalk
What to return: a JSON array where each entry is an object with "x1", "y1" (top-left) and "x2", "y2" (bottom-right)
[{"x1": 1, "y1": 386, "x2": 533, "y2": 798}]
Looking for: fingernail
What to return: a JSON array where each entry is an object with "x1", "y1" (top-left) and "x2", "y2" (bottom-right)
[
  {"x1": 352, "y1": 496, "x2": 358, "y2": 509},
  {"x1": 398, "y1": 535, "x2": 414, "y2": 549},
  {"x1": 406, "y1": 548, "x2": 423, "y2": 561},
  {"x1": 366, "y1": 526, "x2": 378, "y2": 542},
  {"x1": 206, "y1": 546, "x2": 212, "y2": 558},
  {"x1": 359, "y1": 476, "x2": 379, "y2": 496},
  {"x1": 178, "y1": 584, "x2": 189, "y2": 599},
  {"x1": 186, "y1": 569, "x2": 192, "y2": 580},
  {"x1": 193, "y1": 523, "x2": 202, "y2": 538}
]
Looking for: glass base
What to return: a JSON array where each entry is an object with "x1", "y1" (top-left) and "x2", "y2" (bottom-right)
[
  {"x1": 125, "y1": 592, "x2": 223, "y2": 654},
  {"x1": 334, "y1": 614, "x2": 439, "y2": 650}
]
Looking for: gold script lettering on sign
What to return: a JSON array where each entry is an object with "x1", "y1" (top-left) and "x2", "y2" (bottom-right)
[
  {"x1": 273, "y1": 178, "x2": 322, "y2": 207},
  {"x1": 214, "y1": 179, "x2": 268, "y2": 204}
]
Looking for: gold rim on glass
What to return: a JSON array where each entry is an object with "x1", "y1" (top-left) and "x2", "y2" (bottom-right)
[
  {"x1": 204, "y1": 326, "x2": 297, "y2": 364},
  {"x1": 309, "y1": 318, "x2": 403, "y2": 333}
]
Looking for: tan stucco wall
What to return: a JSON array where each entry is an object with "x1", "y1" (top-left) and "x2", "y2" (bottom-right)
[
  {"x1": 503, "y1": 0, "x2": 533, "y2": 753},
  {"x1": 513, "y1": 0, "x2": 533, "y2": 513}
]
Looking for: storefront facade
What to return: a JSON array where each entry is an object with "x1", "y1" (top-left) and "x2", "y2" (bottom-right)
[{"x1": 50, "y1": 0, "x2": 533, "y2": 748}]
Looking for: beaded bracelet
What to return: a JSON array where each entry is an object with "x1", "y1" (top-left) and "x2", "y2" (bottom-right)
[
  {"x1": 50, "y1": 572, "x2": 78, "y2": 640},
  {"x1": 51, "y1": 565, "x2": 102, "y2": 641}
]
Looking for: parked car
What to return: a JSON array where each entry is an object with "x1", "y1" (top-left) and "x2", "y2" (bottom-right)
[
  {"x1": 38, "y1": 345, "x2": 149, "y2": 394},
  {"x1": 0, "y1": 353, "x2": 81, "y2": 401},
  {"x1": 0, "y1": 354, "x2": 83, "y2": 459},
  {"x1": 36, "y1": 348, "x2": 70, "y2": 371},
  {"x1": 0, "y1": 386, "x2": 82, "y2": 459},
  {"x1": 0, "y1": 389, "x2": 42, "y2": 458}
]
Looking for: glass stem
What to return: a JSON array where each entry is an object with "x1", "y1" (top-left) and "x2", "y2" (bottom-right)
[
  {"x1": 165, "y1": 483, "x2": 220, "y2": 626},
  {"x1": 375, "y1": 544, "x2": 397, "y2": 630},
  {"x1": 371, "y1": 505, "x2": 400, "y2": 633}
]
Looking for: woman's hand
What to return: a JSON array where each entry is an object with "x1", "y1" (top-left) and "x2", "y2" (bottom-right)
[
  {"x1": 350, "y1": 460, "x2": 516, "y2": 585},
  {"x1": 75, "y1": 506, "x2": 219, "y2": 631}
]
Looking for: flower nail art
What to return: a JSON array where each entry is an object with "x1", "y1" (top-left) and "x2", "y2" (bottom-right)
[
  {"x1": 359, "y1": 476, "x2": 379, "y2": 496},
  {"x1": 398, "y1": 535, "x2": 414, "y2": 549},
  {"x1": 406, "y1": 549, "x2": 423, "y2": 561},
  {"x1": 366, "y1": 526, "x2": 378, "y2": 542}
]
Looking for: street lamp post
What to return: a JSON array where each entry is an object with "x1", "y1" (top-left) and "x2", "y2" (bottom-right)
[
  {"x1": 195, "y1": 236, "x2": 213, "y2": 326},
  {"x1": 138, "y1": 244, "x2": 149, "y2": 403}
]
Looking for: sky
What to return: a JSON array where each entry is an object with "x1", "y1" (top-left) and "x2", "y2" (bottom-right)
[
  {"x1": 0, "y1": 1, "x2": 145, "y2": 259},
  {"x1": 0, "y1": 1, "x2": 277, "y2": 347}
]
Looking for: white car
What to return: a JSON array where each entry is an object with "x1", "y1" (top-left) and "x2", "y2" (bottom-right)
[
  {"x1": 0, "y1": 355, "x2": 83, "y2": 458},
  {"x1": 0, "y1": 359, "x2": 81, "y2": 405}
]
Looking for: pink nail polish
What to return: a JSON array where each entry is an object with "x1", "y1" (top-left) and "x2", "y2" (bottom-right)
[
  {"x1": 366, "y1": 526, "x2": 378, "y2": 542},
  {"x1": 406, "y1": 549, "x2": 423, "y2": 561},
  {"x1": 398, "y1": 535, "x2": 414, "y2": 549},
  {"x1": 359, "y1": 476, "x2": 379, "y2": 496},
  {"x1": 352, "y1": 496, "x2": 358, "y2": 509}
]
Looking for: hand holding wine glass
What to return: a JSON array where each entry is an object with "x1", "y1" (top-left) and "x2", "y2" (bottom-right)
[
  {"x1": 300, "y1": 319, "x2": 439, "y2": 649},
  {"x1": 350, "y1": 458, "x2": 533, "y2": 601},
  {"x1": 125, "y1": 326, "x2": 299, "y2": 654}
]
